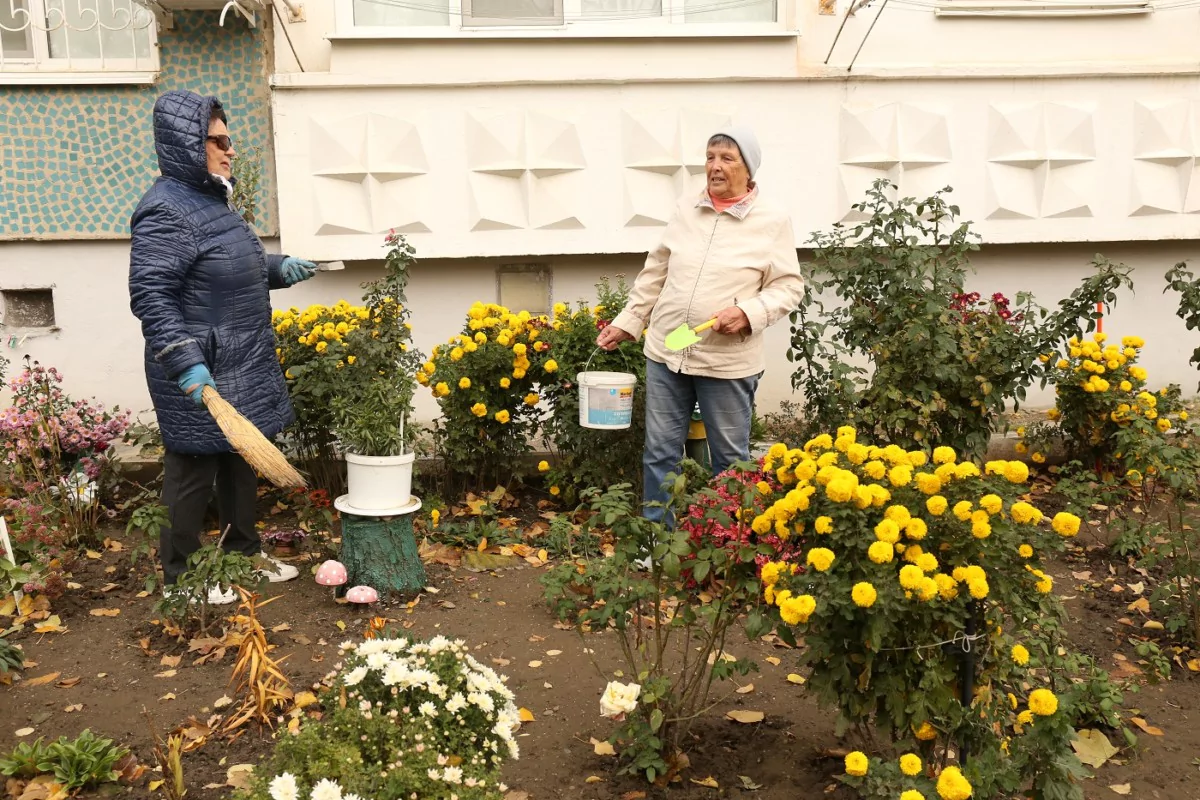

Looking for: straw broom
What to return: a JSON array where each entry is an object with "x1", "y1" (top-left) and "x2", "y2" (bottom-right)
[{"x1": 201, "y1": 386, "x2": 307, "y2": 488}]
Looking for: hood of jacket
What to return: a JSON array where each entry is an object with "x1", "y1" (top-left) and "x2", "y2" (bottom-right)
[{"x1": 153, "y1": 90, "x2": 225, "y2": 194}]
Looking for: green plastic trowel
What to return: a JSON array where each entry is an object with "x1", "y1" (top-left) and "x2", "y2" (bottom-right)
[{"x1": 664, "y1": 318, "x2": 717, "y2": 352}]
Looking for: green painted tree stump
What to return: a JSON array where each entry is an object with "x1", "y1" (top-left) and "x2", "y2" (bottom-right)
[{"x1": 338, "y1": 510, "x2": 427, "y2": 597}]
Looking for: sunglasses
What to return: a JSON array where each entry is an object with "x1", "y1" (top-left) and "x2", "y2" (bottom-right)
[{"x1": 206, "y1": 134, "x2": 233, "y2": 151}]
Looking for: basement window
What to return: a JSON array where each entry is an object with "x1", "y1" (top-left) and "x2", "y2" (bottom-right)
[
  {"x1": 3, "y1": 288, "x2": 57, "y2": 329},
  {"x1": 497, "y1": 264, "x2": 551, "y2": 316}
]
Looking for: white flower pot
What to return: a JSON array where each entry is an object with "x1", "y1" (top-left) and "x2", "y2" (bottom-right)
[{"x1": 344, "y1": 452, "x2": 415, "y2": 512}]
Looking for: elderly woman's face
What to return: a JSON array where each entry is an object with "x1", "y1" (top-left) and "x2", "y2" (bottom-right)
[
  {"x1": 705, "y1": 142, "x2": 750, "y2": 199},
  {"x1": 206, "y1": 118, "x2": 235, "y2": 180}
]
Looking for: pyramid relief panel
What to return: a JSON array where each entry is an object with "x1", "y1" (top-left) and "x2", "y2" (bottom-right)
[
  {"x1": 464, "y1": 110, "x2": 588, "y2": 231},
  {"x1": 309, "y1": 113, "x2": 431, "y2": 236},
  {"x1": 1130, "y1": 99, "x2": 1200, "y2": 216},
  {"x1": 837, "y1": 103, "x2": 953, "y2": 220},
  {"x1": 984, "y1": 103, "x2": 1097, "y2": 220}
]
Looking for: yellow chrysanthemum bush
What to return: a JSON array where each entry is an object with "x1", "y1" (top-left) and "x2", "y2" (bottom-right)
[
  {"x1": 427, "y1": 301, "x2": 551, "y2": 486},
  {"x1": 757, "y1": 429, "x2": 1089, "y2": 800},
  {"x1": 539, "y1": 277, "x2": 647, "y2": 502},
  {"x1": 274, "y1": 234, "x2": 423, "y2": 490},
  {"x1": 1019, "y1": 332, "x2": 1193, "y2": 475},
  {"x1": 274, "y1": 300, "x2": 372, "y2": 493}
]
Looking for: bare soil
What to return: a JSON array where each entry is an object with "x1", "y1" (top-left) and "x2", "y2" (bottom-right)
[{"x1": 3, "y1": 522, "x2": 1200, "y2": 800}]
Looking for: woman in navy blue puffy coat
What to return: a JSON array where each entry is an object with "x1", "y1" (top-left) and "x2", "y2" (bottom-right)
[{"x1": 129, "y1": 90, "x2": 312, "y2": 603}]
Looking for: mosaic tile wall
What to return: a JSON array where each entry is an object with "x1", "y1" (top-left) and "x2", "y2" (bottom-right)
[{"x1": 0, "y1": 11, "x2": 275, "y2": 239}]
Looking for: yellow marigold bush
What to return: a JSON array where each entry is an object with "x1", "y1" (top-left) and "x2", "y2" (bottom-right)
[
  {"x1": 1020, "y1": 332, "x2": 1192, "y2": 474},
  {"x1": 756, "y1": 428, "x2": 1087, "y2": 800},
  {"x1": 427, "y1": 302, "x2": 550, "y2": 485}
]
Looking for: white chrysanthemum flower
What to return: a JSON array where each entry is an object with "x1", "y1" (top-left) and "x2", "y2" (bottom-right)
[
  {"x1": 419, "y1": 701, "x2": 437, "y2": 717},
  {"x1": 343, "y1": 667, "x2": 369, "y2": 686},
  {"x1": 268, "y1": 773, "x2": 299, "y2": 800},
  {"x1": 446, "y1": 693, "x2": 467, "y2": 714},
  {"x1": 442, "y1": 766, "x2": 463, "y2": 784},
  {"x1": 309, "y1": 778, "x2": 343, "y2": 800}
]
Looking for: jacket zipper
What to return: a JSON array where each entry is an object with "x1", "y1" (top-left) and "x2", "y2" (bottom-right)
[{"x1": 678, "y1": 213, "x2": 721, "y2": 373}]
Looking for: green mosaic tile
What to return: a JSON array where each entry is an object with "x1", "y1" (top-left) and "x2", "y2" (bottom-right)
[{"x1": 0, "y1": 11, "x2": 276, "y2": 238}]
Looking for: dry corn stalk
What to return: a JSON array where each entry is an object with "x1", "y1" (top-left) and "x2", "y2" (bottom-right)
[
  {"x1": 201, "y1": 386, "x2": 306, "y2": 488},
  {"x1": 222, "y1": 588, "x2": 293, "y2": 732}
]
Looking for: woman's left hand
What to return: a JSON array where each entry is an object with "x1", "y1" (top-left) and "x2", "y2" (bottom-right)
[{"x1": 711, "y1": 306, "x2": 751, "y2": 336}]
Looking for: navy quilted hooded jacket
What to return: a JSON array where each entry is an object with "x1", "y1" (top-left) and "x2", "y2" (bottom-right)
[{"x1": 129, "y1": 90, "x2": 295, "y2": 455}]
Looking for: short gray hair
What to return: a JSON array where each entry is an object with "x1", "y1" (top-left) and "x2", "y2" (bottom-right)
[{"x1": 706, "y1": 134, "x2": 741, "y2": 154}]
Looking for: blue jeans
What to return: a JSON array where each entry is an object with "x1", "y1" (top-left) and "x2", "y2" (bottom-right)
[{"x1": 643, "y1": 358, "x2": 761, "y2": 523}]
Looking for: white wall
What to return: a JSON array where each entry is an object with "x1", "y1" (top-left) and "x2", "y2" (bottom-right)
[{"x1": 5, "y1": 239, "x2": 1197, "y2": 431}]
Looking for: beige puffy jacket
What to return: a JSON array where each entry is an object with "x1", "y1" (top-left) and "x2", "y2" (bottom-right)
[{"x1": 611, "y1": 189, "x2": 805, "y2": 380}]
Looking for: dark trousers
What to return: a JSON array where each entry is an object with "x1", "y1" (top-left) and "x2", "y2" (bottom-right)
[{"x1": 160, "y1": 450, "x2": 260, "y2": 585}]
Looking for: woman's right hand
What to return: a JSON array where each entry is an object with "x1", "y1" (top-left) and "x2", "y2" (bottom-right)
[{"x1": 596, "y1": 325, "x2": 634, "y2": 351}]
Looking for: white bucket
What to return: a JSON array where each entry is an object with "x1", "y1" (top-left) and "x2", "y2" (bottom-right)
[
  {"x1": 344, "y1": 451, "x2": 415, "y2": 512},
  {"x1": 578, "y1": 371, "x2": 636, "y2": 430}
]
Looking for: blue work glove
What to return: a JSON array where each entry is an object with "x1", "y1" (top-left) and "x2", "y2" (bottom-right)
[
  {"x1": 281, "y1": 257, "x2": 317, "y2": 286},
  {"x1": 177, "y1": 364, "x2": 216, "y2": 407}
]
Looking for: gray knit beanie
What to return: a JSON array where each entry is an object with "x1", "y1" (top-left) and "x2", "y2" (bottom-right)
[{"x1": 712, "y1": 126, "x2": 762, "y2": 179}]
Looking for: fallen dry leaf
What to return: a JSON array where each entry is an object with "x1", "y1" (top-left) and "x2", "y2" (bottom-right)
[
  {"x1": 619, "y1": 793, "x2": 647, "y2": 800},
  {"x1": 1127, "y1": 597, "x2": 1151, "y2": 614},
  {"x1": 765, "y1": 656, "x2": 781, "y2": 666},
  {"x1": 528, "y1": 660, "x2": 543, "y2": 668},
  {"x1": 786, "y1": 673, "x2": 806, "y2": 685},
  {"x1": 590, "y1": 737, "x2": 616, "y2": 756},
  {"x1": 160, "y1": 693, "x2": 176, "y2": 701},
  {"x1": 54, "y1": 677, "x2": 80, "y2": 688},
  {"x1": 148, "y1": 780, "x2": 164, "y2": 792},
  {"x1": 85, "y1": 550, "x2": 102, "y2": 560},
  {"x1": 88, "y1": 608, "x2": 121, "y2": 617},
  {"x1": 293, "y1": 691, "x2": 318, "y2": 709},
  {"x1": 32, "y1": 616, "x2": 66, "y2": 634},
  {"x1": 270, "y1": 623, "x2": 291, "y2": 633},
  {"x1": 214, "y1": 695, "x2": 233, "y2": 709},
  {"x1": 518, "y1": 707, "x2": 535, "y2": 722},
  {"x1": 22, "y1": 671, "x2": 61, "y2": 688},
  {"x1": 15, "y1": 727, "x2": 34, "y2": 737},
  {"x1": 492, "y1": 657, "x2": 511, "y2": 667},
  {"x1": 725, "y1": 710, "x2": 765, "y2": 724},
  {"x1": 546, "y1": 649, "x2": 562, "y2": 657},
  {"x1": 1131, "y1": 717, "x2": 1164, "y2": 736},
  {"x1": 155, "y1": 670, "x2": 177, "y2": 678},
  {"x1": 735, "y1": 683, "x2": 755, "y2": 694},
  {"x1": 160, "y1": 655, "x2": 182, "y2": 668},
  {"x1": 1072, "y1": 729, "x2": 1118, "y2": 768},
  {"x1": 225, "y1": 764, "x2": 255, "y2": 790},
  {"x1": 63, "y1": 704, "x2": 82, "y2": 713},
  {"x1": 1109, "y1": 784, "x2": 1132, "y2": 795},
  {"x1": 1143, "y1": 620, "x2": 1165, "y2": 631},
  {"x1": 690, "y1": 776, "x2": 719, "y2": 788},
  {"x1": 584, "y1": 776, "x2": 603, "y2": 784}
]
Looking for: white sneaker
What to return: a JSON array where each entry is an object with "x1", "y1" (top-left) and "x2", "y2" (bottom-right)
[
  {"x1": 162, "y1": 584, "x2": 237, "y2": 605},
  {"x1": 256, "y1": 553, "x2": 299, "y2": 583},
  {"x1": 206, "y1": 585, "x2": 237, "y2": 605}
]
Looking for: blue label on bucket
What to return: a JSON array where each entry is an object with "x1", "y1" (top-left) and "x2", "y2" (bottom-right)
[
  {"x1": 587, "y1": 407, "x2": 633, "y2": 426},
  {"x1": 585, "y1": 385, "x2": 634, "y2": 426}
]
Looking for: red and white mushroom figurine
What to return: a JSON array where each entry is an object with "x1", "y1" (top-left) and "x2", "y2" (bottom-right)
[
  {"x1": 315, "y1": 560, "x2": 347, "y2": 598},
  {"x1": 345, "y1": 585, "x2": 379, "y2": 605}
]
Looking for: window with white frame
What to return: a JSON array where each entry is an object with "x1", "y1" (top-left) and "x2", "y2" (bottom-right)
[
  {"x1": 348, "y1": 0, "x2": 776, "y2": 29},
  {"x1": 0, "y1": 0, "x2": 158, "y2": 77}
]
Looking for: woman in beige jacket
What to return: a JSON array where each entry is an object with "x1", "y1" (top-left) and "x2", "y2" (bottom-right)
[{"x1": 597, "y1": 126, "x2": 804, "y2": 524}]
